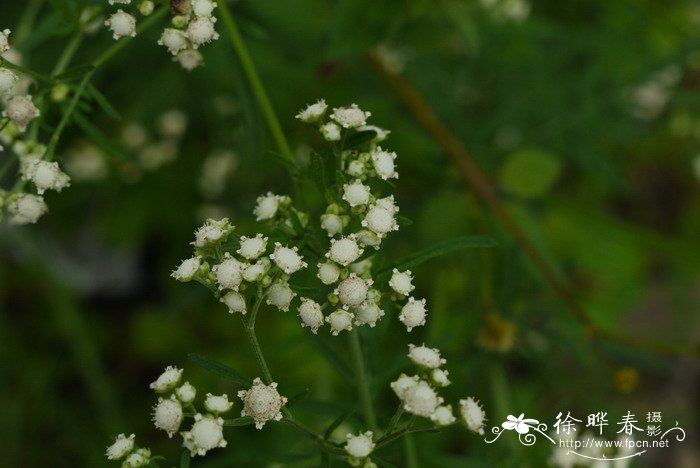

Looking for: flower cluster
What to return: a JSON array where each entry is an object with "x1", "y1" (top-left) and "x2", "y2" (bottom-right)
[
  {"x1": 104, "y1": 0, "x2": 219, "y2": 71},
  {"x1": 391, "y1": 343, "x2": 486, "y2": 433}
]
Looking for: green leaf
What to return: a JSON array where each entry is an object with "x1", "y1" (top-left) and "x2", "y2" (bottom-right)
[
  {"x1": 286, "y1": 388, "x2": 311, "y2": 408},
  {"x1": 303, "y1": 330, "x2": 354, "y2": 384},
  {"x1": 377, "y1": 236, "x2": 498, "y2": 277},
  {"x1": 223, "y1": 416, "x2": 255, "y2": 426},
  {"x1": 55, "y1": 64, "x2": 95, "y2": 82},
  {"x1": 499, "y1": 148, "x2": 562, "y2": 199},
  {"x1": 179, "y1": 450, "x2": 190, "y2": 468},
  {"x1": 188, "y1": 353, "x2": 253, "y2": 386},
  {"x1": 324, "y1": 409, "x2": 354, "y2": 439},
  {"x1": 266, "y1": 150, "x2": 297, "y2": 171},
  {"x1": 72, "y1": 112, "x2": 133, "y2": 162},
  {"x1": 396, "y1": 216, "x2": 413, "y2": 227},
  {"x1": 87, "y1": 83, "x2": 122, "y2": 120}
]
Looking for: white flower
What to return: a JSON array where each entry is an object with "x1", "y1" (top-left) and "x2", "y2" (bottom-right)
[
  {"x1": 346, "y1": 159, "x2": 366, "y2": 178},
  {"x1": 390, "y1": 373, "x2": 419, "y2": 399},
  {"x1": 298, "y1": 298, "x2": 324, "y2": 333},
  {"x1": 204, "y1": 393, "x2": 234, "y2": 414},
  {"x1": 149, "y1": 365, "x2": 183, "y2": 393},
  {"x1": 186, "y1": 17, "x2": 219, "y2": 48},
  {"x1": 376, "y1": 195, "x2": 399, "y2": 214},
  {"x1": 122, "y1": 448, "x2": 150, "y2": 467},
  {"x1": 254, "y1": 192, "x2": 282, "y2": 220},
  {"x1": 296, "y1": 99, "x2": 327, "y2": 122},
  {"x1": 326, "y1": 310, "x2": 354, "y2": 335},
  {"x1": 212, "y1": 253, "x2": 244, "y2": 290},
  {"x1": 192, "y1": 218, "x2": 234, "y2": 248},
  {"x1": 237, "y1": 234, "x2": 268, "y2": 260},
  {"x1": 317, "y1": 261, "x2": 341, "y2": 285},
  {"x1": 320, "y1": 213, "x2": 344, "y2": 237},
  {"x1": 345, "y1": 431, "x2": 375, "y2": 458},
  {"x1": 431, "y1": 368, "x2": 451, "y2": 387},
  {"x1": 331, "y1": 104, "x2": 371, "y2": 128},
  {"x1": 270, "y1": 242, "x2": 307, "y2": 274},
  {"x1": 175, "y1": 382, "x2": 197, "y2": 405},
  {"x1": 175, "y1": 49, "x2": 204, "y2": 71},
  {"x1": 182, "y1": 414, "x2": 227, "y2": 456},
  {"x1": 403, "y1": 380, "x2": 442, "y2": 418},
  {"x1": 171, "y1": 256, "x2": 201, "y2": 282},
  {"x1": 354, "y1": 300, "x2": 384, "y2": 327},
  {"x1": 138, "y1": 1, "x2": 155, "y2": 15},
  {"x1": 358, "y1": 124, "x2": 391, "y2": 142},
  {"x1": 0, "y1": 67, "x2": 18, "y2": 95},
  {"x1": 0, "y1": 29, "x2": 11, "y2": 52},
  {"x1": 399, "y1": 297, "x2": 427, "y2": 332},
  {"x1": 342, "y1": 180, "x2": 371, "y2": 207},
  {"x1": 459, "y1": 397, "x2": 486, "y2": 435},
  {"x1": 152, "y1": 395, "x2": 183, "y2": 438},
  {"x1": 407, "y1": 344, "x2": 445, "y2": 369},
  {"x1": 320, "y1": 122, "x2": 341, "y2": 141},
  {"x1": 335, "y1": 274, "x2": 372, "y2": 308},
  {"x1": 157, "y1": 109, "x2": 188, "y2": 138},
  {"x1": 158, "y1": 28, "x2": 188, "y2": 55},
  {"x1": 243, "y1": 259, "x2": 269, "y2": 282},
  {"x1": 105, "y1": 433, "x2": 134, "y2": 460},
  {"x1": 266, "y1": 282, "x2": 295, "y2": 312},
  {"x1": 24, "y1": 160, "x2": 70, "y2": 195},
  {"x1": 105, "y1": 10, "x2": 136, "y2": 40},
  {"x1": 431, "y1": 405, "x2": 456, "y2": 426},
  {"x1": 371, "y1": 147, "x2": 398, "y2": 180},
  {"x1": 326, "y1": 235, "x2": 363, "y2": 266},
  {"x1": 3, "y1": 95, "x2": 40, "y2": 131},
  {"x1": 7, "y1": 193, "x2": 47, "y2": 225},
  {"x1": 355, "y1": 229, "x2": 381, "y2": 249},
  {"x1": 221, "y1": 291, "x2": 247, "y2": 314},
  {"x1": 362, "y1": 205, "x2": 398, "y2": 237},
  {"x1": 191, "y1": 0, "x2": 217, "y2": 17},
  {"x1": 238, "y1": 377, "x2": 287, "y2": 429},
  {"x1": 389, "y1": 269, "x2": 414, "y2": 295}
]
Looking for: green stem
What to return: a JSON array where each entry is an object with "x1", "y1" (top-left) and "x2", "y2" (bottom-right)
[
  {"x1": 240, "y1": 316, "x2": 273, "y2": 384},
  {"x1": 52, "y1": 31, "x2": 84, "y2": 76},
  {"x1": 282, "y1": 417, "x2": 345, "y2": 455},
  {"x1": 14, "y1": 0, "x2": 44, "y2": 45},
  {"x1": 348, "y1": 328, "x2": 378, "y2": 430},
  {"x1": 403, "y1": 433, "x2": 419, "y2": 468},
  {"x1": 218, "y1": 1, "x2": 293, "y2": 161},
  {"x1": 44, "y1": 72, "x2": 92, "y2": 160}
]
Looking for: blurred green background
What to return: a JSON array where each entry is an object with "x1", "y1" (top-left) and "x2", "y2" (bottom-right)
[{"x1": 1, "y1": 0, "x2": 700, "y2": 466}]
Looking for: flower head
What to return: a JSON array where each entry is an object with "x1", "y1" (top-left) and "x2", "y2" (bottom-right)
[
  {"x1": 0, "y1": 67, "x2": 18, "y2": 95},
  {"x1": 221, "y1": 291, "x2": 247, "y2": 314},
  {"x1": 389, "y1": 269, "x2": 414, "y2": 296},
  {"x1": 354, "y1": 300, "x2": 384, "y2": 327},
  {"x1": 0, "y1": 29, "x2": 11, "y2": 52},
  {"x1": 254, "y1": 192, "x2": 283, "y2": 221},
  {"x1": 191, "y1": 0, "x2": 217, "y2": 17},
  {"x1": 345, "y1": 431, "x2": 375, "y2": 459},
  {"x1": 335, "y1": 274, "x2": 372, "y2": 308},
  {"x1": 171, "y1": 256, "x2": 201, "y2": 282},
  {"x1": 105, "y1": 10, "x2": 136, "y2": 40},
  {"x1": 186, "y1": 17, "x2": 219, "y2": 48},
  {"x1": 152, "y1": 395, "x2": 183, "y2": 438},
  {"x1": 192, "y1": 218, "x2": 234, "y2": 248},
  {"x1": 317, "y1": 261, "x2": 341, "y2": 285},
  {"x1": 399, "y1": 297, "x2": 427, "y2": 332},
  {"x1": 182, "y1": 414, "x2": 227, "y2": 456},
  {"x1": 6, "y1": 193, "x2": 47, "y2": 225},
  {"x1": 270, "y1": 242, "x2": 307, "y2": 274},
  {"x1": 204, "y1": 393, "x2": 234, "y2": 414},
  {"x1": 238, "y1": 377, "x2": 287, "y2": 429},
  {"x1": 296, "y1": 99, "x2": 327, "y2": 122},
  {"x1": 342, "y1": 180, "x2": 371, "y2": 207},
  {"x1": 212, "y1": 253, "x2": 244, "y2": 290},
  {"x1": 3, "y1": 95, "x2": 40, "y2": 131},
  {"x1": 266, "y1": 281, "x2": 296, "y2": 312},
  {"x1": 371, "y1": 147, "x2": 398, "y2": 180},
  {"x1": 237, "y1": 234, "x2": 268, "y2": 260},
  {"x1": 298, "y1": 298, "x2": 324, "y2": 333},
  {"x1": 407, "y1": 344, "x2": 445, "y2": 369},
  {"x1": 326, "y1": 309, "x2": 354, "y2": 335},
  {"x1": 390, "y1": 373, "x2": 419, "y2": 399},
  {"x1": 175, "y1": 382, "x2": 197, "y2": 405},
  {"x1": 403, "y1": 380, "x2": 442, "y2": 418},
  {"x1": 431, "y1": 405, "x2": 457, "y2": 426},
  {"x1": 326, "y1": 235, "x2": 363, "y2": 266},
  {"x1": 149, "y1": 365, "x2": 183, "y2": 393},
  {"x1": 158, "y1": 28, "x2": 188, "y2": 55},
  {"x1": 362, "y1": 204, "x2": 398, "y2": 237},
  {"x1": 105, "y1": 433, "x2": 135, "y2": 460},
  {"x1": 331, "y1": 104, "x2": 371, "y2": 128},
  {"x1": 459, "y1": 397, "x2": 486, "y2": 435}
]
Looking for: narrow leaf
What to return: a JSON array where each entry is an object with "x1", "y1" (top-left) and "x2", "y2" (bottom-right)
[
  {"x1": 55, "y1": 63, "x2": 95, "y2": 81},
  {"x1": 324, "y1": 409, "x2": 354, "y2": 439},
  {"x1": 188, "y1": 353, "x2": 253, "y2": 386},
  {"x1": 377, "y1": 236, "x2": 497, "y2": 277},
  {"x1": 287, "y1": 388, "x2": 311, "y2": 408},
  {"x1": 87, "y1": 83, "x2": 121, "y2": 120}
]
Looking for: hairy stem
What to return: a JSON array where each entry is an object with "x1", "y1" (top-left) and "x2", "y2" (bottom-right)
[
  {"x1": 240, "y1": 316, "x2": 273, "y2": 384},
  {"x1": 349, "y1": 328, "x2": 378, "y2": 431}
]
